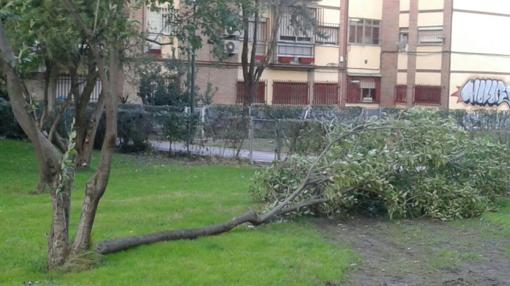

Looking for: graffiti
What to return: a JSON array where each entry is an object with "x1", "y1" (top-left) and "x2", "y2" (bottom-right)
[{"x1": 458, "y1": 79, "x2": 510, "y2": 107}]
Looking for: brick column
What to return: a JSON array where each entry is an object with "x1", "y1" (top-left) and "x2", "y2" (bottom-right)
[
  {"x1": 380, "y1": 0, "x2": 400, "y2": 107},
  {"x1": 441, "y1": 0, "x2": 454, "y2": 110},
  {"x1": 338, "y1": 0, "x2": 349, "y2": 107},
  {"x1": 406, "y1": 0, "x2": 419, "y2": 108},
  {"x1": 308, "y1": 69, "x2": 315, "y2": 105}
]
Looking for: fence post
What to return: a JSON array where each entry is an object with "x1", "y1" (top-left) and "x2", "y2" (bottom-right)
[
  {"x1": 200, "y1": 106, "x2": 207, "y2": 140},
  {"x1": 249, "y1": 106, "x2": 254, "y2": 164},
  {"x1": 275, "y1": 119, "x2": 281, "y2": 161}
]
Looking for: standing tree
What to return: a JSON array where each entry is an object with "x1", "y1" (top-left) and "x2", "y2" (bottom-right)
[
  {"x1": 3, "y1": 0, "x2": 109, "y2": 194},
  {"x1": 0, "y1": 0, "x2": 135, "y2": 270},
  {"x1": 238, "y1": 0, "x2": 317, "y2": 107}
]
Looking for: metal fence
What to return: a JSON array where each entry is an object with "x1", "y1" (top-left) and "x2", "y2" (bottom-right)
[
  {"x1": 105, "y1": 104, "x2": 510, "y2": 164},
  {"x1": 272, "y1": 82, "x2": 309, "y2": 105},
  {"x1": 56, "y1": 76, "x2": 102, "y2": 102}
]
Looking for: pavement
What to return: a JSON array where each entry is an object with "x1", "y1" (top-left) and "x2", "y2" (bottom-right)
[{"x1": 150, "y1": 140, "x2": 279, "y2": 164}]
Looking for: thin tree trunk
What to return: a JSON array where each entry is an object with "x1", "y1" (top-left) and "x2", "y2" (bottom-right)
[
  {"x1": 47, "y1": 180, "x2": 72, "y2": 269},
  {"x1": 36, "y1": 172, "x2": 49, "y2": 194},
  {"x1": 76, "y1": 92, "x2": 105, "y2": 168},
  {"x1": 35, "y1": 66, "x2": 59, "y2": 194},
  {"x1": 75, "y1": 65, "x2": 99, "y2": 168},
  {"x1": 72, "y1": 48, "x2": 120, "y2": 254}
]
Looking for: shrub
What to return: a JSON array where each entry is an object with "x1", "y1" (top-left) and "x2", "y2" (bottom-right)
[
  {"x1": 162, "y1": 112, "x2": 199, "y2": 153},
  {"x1": 250, "y1": 109, "x2": 510, "y2": 221},
  {"x1": 117, "y1": 109, "x2": 153, "y2": 152},
  {"x1": 278, "y1": 120, "x2": 327, "y2": 155}
]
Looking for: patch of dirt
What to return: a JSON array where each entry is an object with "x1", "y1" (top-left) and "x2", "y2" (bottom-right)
[{"x1": 313, "y1": 217, "x2": 510, "y2": 286}]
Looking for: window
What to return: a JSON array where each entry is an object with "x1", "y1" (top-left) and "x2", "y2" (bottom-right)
[
  {"x1": 347, "y1": 77, "x2": 379, "y2": 103},
  {"x1": 248, "y1": 19, "x2": 268, "y2": 42},
  {"x1": 418, "y1": 27, "x2": 443, "y2": 45},
  {"x1": 56, "y1": 76, "x2": 102, "y2": 102},
  {"x1": 399, "y1": 28, "x2": 409, "y2": 51},
  {"x1": 146, "y1": 7, "x2": 172, "y2": 53},
  {"x1": 316, "y1": 24, "x2": 339, "y2": 45},
  {"x1": 279, "y1": 9, "x2": 314, "y2": 43},
  {"x1": 147, "y1": 7, "x2": 171, "y2": 36},
  {"x1": 349, "y1": 18, "x2": 380, "y2": 45},
  {"x1": 277, "y1": 43, "x2": 314, "y2": 57},
  {"x1": 361, "y1": 80, "x2": 376, "y2": 103},
  {"x1": 415, "y1": 86, "x2": 441, "y2": 105}
]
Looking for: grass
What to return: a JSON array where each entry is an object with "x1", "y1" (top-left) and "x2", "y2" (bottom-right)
[{"x1": 0, "y1": 140, "x2": 356, "y2": 286}]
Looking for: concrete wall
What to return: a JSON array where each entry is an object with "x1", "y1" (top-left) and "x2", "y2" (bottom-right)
[{"x1": 448, "y1": 3, "x2": 510, "y2": 110}]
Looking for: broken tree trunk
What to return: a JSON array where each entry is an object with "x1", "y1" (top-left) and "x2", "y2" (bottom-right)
[{"x1": 97, "y1": 198, "x2": 327, "y2": 254}]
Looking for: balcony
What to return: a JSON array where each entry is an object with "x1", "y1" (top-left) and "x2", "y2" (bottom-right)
[{"x1": 276, "y1": 43, "x2": 315, "y2": 65}]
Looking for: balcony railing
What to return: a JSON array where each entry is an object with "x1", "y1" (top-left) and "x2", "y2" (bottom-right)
[{"x1": 276, "y1": 43, "x2": 314, "y2": 64}]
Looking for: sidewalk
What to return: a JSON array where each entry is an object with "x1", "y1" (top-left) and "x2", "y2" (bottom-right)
[{"x1": 150, "y1": 140, "x2": 279, "y2": 163}]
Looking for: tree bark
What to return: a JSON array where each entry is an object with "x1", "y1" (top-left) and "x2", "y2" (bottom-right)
[
  {"x1": 72, "y1": 47, "x2": 121, "y2": 254},
  {"x1": 75, "y1": 62, "x2": 99, "y2": 168},
  {"x1": 75, "y1": 95, "x2": 104, "y2": 168},
  {"x1": 36, "y1": 172, "x2": 49, "y2": 194},
  {"x1": 96, "y1": 198, "x2": 327, "y2": 254},
  {"x1": 47, "y1": 180, "x2": 72, "y2": 269},
  {"x1": 75, "y1": 74, "x2": 103, "y2": 168}
]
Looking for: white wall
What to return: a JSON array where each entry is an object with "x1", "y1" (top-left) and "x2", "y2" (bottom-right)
[
  {"x1": 349, "y1": 0, "x2": 383, "y2": 19},
  {"x1": 449, "y1": 8, "x2": 510, "y2": 110},
  {"x1": 454, "y1": 0, "x2": 510, "y2": 14}
]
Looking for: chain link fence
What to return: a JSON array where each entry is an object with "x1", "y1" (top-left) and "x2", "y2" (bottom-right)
[
  {"x1": 31, "y1": 103, "x2": 510, "y2": 162},
  {"x1": 141, "y1": 105, "x2": 510, "y2": 163}
]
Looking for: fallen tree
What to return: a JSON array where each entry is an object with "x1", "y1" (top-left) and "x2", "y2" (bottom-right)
[
  {"x1": 97, "y1": 110, "x2": 510, "y2": 254},
  {"x1": 96, "y1": 122, "x2": 381, "y2": 254}
]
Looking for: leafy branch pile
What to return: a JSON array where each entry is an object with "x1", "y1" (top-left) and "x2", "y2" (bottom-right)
[{"x1": 250, "y1": 110, "x2": 510, "y2": 221}]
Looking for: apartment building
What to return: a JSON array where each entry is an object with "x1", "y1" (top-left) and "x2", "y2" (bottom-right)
[{"x1": 136, "y1": 0, "x2": 510, "y2": 110}]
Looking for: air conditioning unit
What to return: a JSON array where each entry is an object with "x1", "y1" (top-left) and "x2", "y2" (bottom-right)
[{"x1": 224, "y1": 40, "x2": 240, "y2": 55}]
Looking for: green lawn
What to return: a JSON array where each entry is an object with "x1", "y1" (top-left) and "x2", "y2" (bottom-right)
[{"x1": 0, "y1": 140, "x2": 356, "y2": 286}]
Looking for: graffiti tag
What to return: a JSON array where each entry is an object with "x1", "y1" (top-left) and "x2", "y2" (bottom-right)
[{"x1": 459, "y1": 79, "x2": 510, "y2": 107}]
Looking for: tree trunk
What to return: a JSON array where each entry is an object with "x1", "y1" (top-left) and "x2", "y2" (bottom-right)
[
  {"x1": 36, "y1": 172, "x2": 49, "y2": 194},
  {"x1": 96, "y1": 198, "x2": 327, "y2": 254},
  {"x1": 47, "y1": 180, "x2": 72, "y2": 270},
  {"x1": 76, "y1": 92, "x2": 105, "y2": 168},
  {"x1": 70, "y1": 58, "x2": 99, "y2": 169},
  {"x1": 71, "y1": 179, "x2": 103, "y2": 253},
  {"x1": 72, "y1": 48, "x2": 120, "y2": 254}
]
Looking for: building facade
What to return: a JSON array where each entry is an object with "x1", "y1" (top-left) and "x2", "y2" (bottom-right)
[{"x1": 137, "y1": 0, "x2": 510, "y2": 110}]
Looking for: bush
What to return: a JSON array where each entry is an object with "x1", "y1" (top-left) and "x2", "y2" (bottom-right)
[
  {"x1": 250, "y1": 109, "x2": 510, "y2": 221},
  {"x1": 0, "y1": 98, "x2": 26, "y2": 139},
  {"x1": 163, "y1": 112, "x2": 199, "y2": 153},
  {"x1": 278, "y1": 120, "x2": 327, "y2": 155},
  {"x1": 117, "y1": 109, "x2": 153, "y2": 152},
  {"x1": 94, "y1": 106, "x2": 153, "y2": 152}
]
